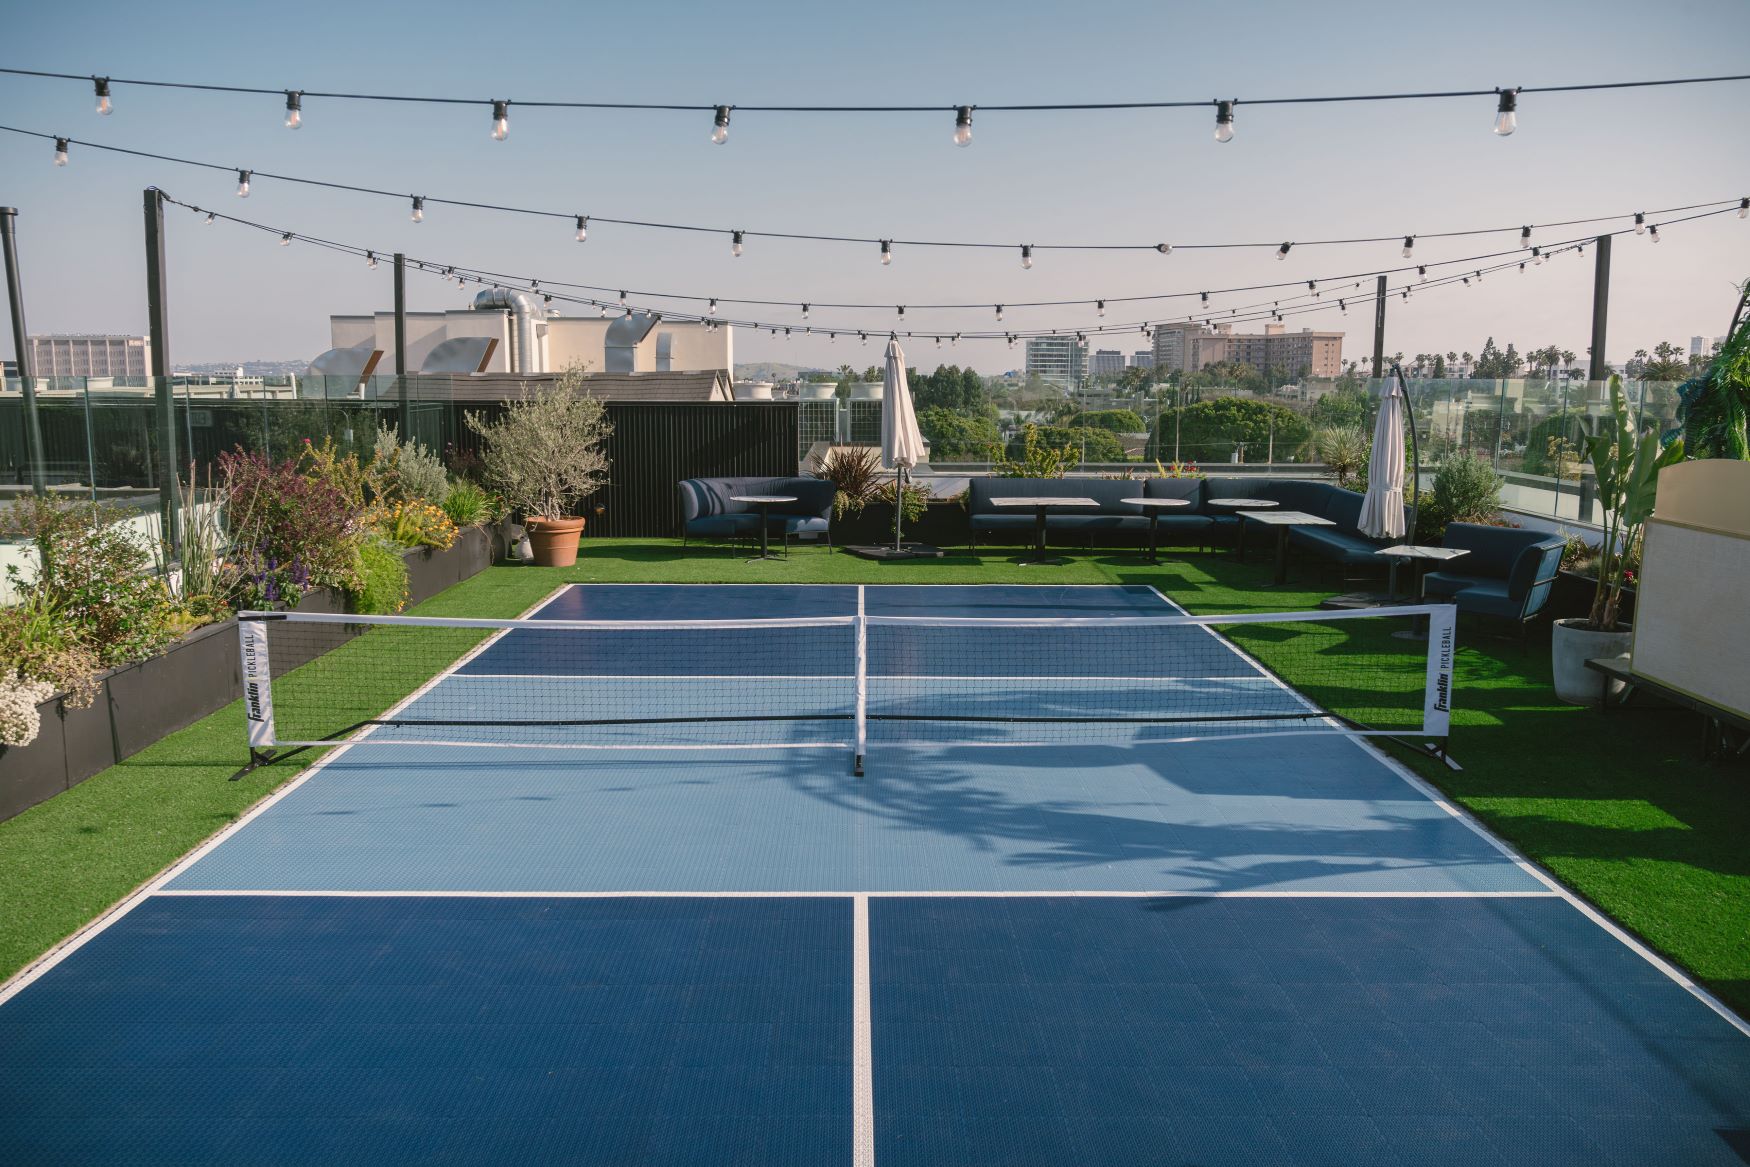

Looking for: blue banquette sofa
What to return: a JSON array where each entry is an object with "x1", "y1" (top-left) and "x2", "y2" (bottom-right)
[
  {"x1": 678, "y1": 476, "x2": 836, "y2": 551},
  {"x1": 965, "y1": 476, "x2": 1409, "y2": 567},
  {"x1": 1418, "y1": 522, "x2": 1566, "y2": 626}
]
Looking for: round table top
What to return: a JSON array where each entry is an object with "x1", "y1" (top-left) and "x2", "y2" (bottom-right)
[
  {"x1": 988, "y1": 496, "x2": 1100, "y2": 508},
  {"x1": 730, "y1": 495, "x2": 798, "y2": 504},
  {"x1": 1206, "y1": 497, "x2": 1279, "y2": 508},
  {"x1": 1122, "y1": 497, "x2": 1192, "y2": 507}
]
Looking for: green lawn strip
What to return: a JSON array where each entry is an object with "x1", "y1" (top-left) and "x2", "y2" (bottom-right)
[{"x1": 3, "y1": 537, "x2": 1745, "y2": 1024}]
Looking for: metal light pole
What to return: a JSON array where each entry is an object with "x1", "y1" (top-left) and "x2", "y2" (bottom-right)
[
  {"x1": 394, "y1": 252, "x2": 409, "y2": 436},
  {"x1": 1588, "y1": 236, "x2": 1612, "y2": 382},
  {"x1": 143, "y1": 188, "x2": 179, "y2": 550},
  {"x1": 1, "y1": 207, "x2": 48, "y2": 496}
]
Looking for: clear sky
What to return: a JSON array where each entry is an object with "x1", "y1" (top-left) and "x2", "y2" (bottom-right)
[{"x1": 1, "y1": 0, "x2": 1747, "y2": 373}]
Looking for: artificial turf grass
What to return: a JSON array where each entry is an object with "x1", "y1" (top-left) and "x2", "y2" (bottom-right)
[{"x1": 0, "y1": 537, "x2": 1745, "y2": 1023}]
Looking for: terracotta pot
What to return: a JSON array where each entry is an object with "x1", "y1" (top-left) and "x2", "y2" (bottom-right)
[{"x1": 524, "y1": 515, "x2": 587, "y2": 567}]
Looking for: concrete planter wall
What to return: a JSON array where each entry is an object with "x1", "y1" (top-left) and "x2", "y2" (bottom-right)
[{"x1": 0, "y1": 525, "x2": 500, "y2": 823}]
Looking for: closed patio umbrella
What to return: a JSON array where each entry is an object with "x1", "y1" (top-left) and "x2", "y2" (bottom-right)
[
  {"x1": 1358, "y1": 368, "x2": 1409, "y2": 540},
  {"x1": 881, "y1": 337, "x2": 929, "y2": 551}
]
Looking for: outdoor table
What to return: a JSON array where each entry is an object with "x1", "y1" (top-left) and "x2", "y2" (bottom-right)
[
  {"x1": 990, "y1": 496, "x2": 1100, "y2": 566},
  {"x1": 1207, "y1": 497, "x2": 1279, "y2": 560},
  {"x1": 730, "y1": 495, "x2": 797, "y2": 561},
  {"x1": 1239, "y1": 509, "x2": 1336, "y2": 585},
  {"x1": 1121, "y1": 497, "x2": 1191, "y2": 564},
  {"x1": 1375, "y1": 544, "x2": 1471, "y2": 600}
]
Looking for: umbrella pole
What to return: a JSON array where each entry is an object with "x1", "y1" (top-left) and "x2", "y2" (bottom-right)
[
  {"x1": 893, "y1": 465, "x2": 904, "y2": 550},
  {"x1": 1395, "y1": 364, "x2": 1421, "y2": 540}
]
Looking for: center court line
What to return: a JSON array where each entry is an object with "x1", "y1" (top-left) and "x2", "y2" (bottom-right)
[{"x1": 853, "y1": 893, "x2": 874, "y2": 1167}]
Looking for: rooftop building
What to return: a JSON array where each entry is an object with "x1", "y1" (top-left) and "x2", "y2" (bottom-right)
[
  {"x1": 27, "y1": 334, "x2": 150, "y2": 381},
  {"x1": 1024, "y1": 336, "x2": 1088, "y2": 388}
]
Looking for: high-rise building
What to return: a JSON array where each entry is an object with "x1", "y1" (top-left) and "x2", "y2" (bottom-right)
[
  {"x1": 1089, "y1": 349, "x2": 1125, "y2": 377},
  {"x1": 1691, "y1": 335, "x2": 1723, "y2": 357},
  {"x1": 1151, "y1": 322, "x2": 1343, "y2": 379},
  {"x1": 1024, "y1": 336, "x2": 1088, "y2": 387},
  {"x1": 1130, "y1": 351, "x2": 1154, "y2": 368},
  {"x1": 27, "y1": 334, "x2": 151, "y2": 380}
]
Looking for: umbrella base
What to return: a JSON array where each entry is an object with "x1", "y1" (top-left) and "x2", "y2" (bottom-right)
[{"x1": 844, "y1": 543, "x2": 944, "y2": 561}]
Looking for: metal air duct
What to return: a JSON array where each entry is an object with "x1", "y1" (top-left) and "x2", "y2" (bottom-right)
[
  {"x1": 604, "y1": 311, "x2": 659, "y2": 373},
  {"x1": 470, "y1": 288, "x2": 546, "y2": 373}
]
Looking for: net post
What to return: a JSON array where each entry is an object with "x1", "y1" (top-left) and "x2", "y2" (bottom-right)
[
  {"x1": 238, "y1": 618, "x2": 277, "y2": 756},
  {"x1": 1422, "y1": 601, "x2": 1457, "y2": 752},
  {"x1": 853, "y1": 607, "x2": 867, "y2": 777}
]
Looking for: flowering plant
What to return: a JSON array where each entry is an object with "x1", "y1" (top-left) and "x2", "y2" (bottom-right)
[
  {"x1": 375, "y1": 500, "x2": 459, "y2": 550},
  {"x1": 0, "y1": 672, "x2": 55, "y2": 748},
  {"x1": 219, "y1": 448, "x2": 361, "y2": 606}
]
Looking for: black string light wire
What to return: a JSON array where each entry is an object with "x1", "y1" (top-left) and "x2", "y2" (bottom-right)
[
  {"x1": 157, "y1": 193, "x2": 1743, "y2": 344},
  {"x1": 5, "y1": 65, "x2": 1750, "y2": 142},
  {"x1": 6, "y1": 124, "x2": 1741, "y2": 267}
]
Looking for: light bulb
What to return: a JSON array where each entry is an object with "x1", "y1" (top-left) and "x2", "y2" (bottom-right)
[
  {"x1": 1493, "y1": 88, "x2": 1518, "y2": 136},
  {"x1": 711, "y1": 105, "x2": 730, "y2": 145},
  {"x1": 1097, "y1": 300, "x2": 1105, "y2": 318},
  {"x1": 1338, "y1": 299, "x2": 1347, "y2": 314},
  {"x1": 860, "y1": 332, "x2": 868, "y2": 347},
  {"x1": 1475, "y1": 271, "x2": 1484, "y2": 283},
  {"x1": 1520, "y1": 226, "x2": 1532, "y2": 249},
  {"x1": 1532, "y1": 247, "x2": 1544, "y2": 265},
  {"x1": 897, "y1": 306, "x2": 905, "y2": 320},
  {"x1": 1007, "y1": 336, "x2": 1015, "y2": 350},
  {"x1": 53, "y1": 138, "x2": 68, "y2": 166},
  {"x1": 1740, "y1": 197, "x2": 1749, "y2": 219},
  {"x1": 1020, "y1": 245, "x2": 1033, "y2": 269},
  {"x1": 952, "y1": 333, "x2": 959, "y2": 346},
  {"x1": 801, "y1": 303, "x2": 810, "y2": 320},
  {"x1": 366, "y1": 251, "x2": 377, "y2": 269},
  {"x1": 284, "y1": 91, "x2": 302, "y2": 130},
  {"x1": 204, "y1": 212, "x2": 215, "y2": 224},
  {"x1": 410, "y1": 195, "x2": 423, "y2": 222},
  {"x1": 953, "y1": 105, "x2": 973, "y2": 147},
  {"x1": 575, "y1": 215, "x2": 588, "y2": 243},
  {"x1": 93, "y1": 77, "x2": 111, "y2": 116},
  {"x1": 1214, "y1": 99, "x2": 1235, "y2": 143},
  {"x1": 1200, "y1": 292, "x2": 1209, "y2": 305},
  {"x1": 1519, "y1": 262, "x2": 1526, "y2": 275},
  {"x1": 619, "y1": 290, "x2": 627, "y2": 307},
  {"x1": 880, "y1": 239, "x2": 892, "y2": 265},
  {"x1": 1402, "y1": 235, "x2": 1414, "y2": 259},
  {"x1": 1648, "y1": 224, "x2": 1660, "y2": 242},
  {"x1": 491, "y1": 100, "x2": 509, "y2": 141},
  {"x1": 1418, "y1": 265, "x2": 1428, "y2": 283},
  {"x1": 279, "y1": 233, "x2": 292, "y2": 247},
  {"x1": 1155, "y1": 243, "x2": 1172, "y2": 256},
  {"x1": 708, "y1": 298, "x2": 717, "y2": 316},
  {"x1": 731, "y1": 230, "x2": 744, "y2": 258},
  {"x1": 599, "y1": 304, "x2": 608, "y2": 318},
  {"x1": 1276, "y1": 242, "x2": 1291, "y2": 261},
  {"x1": 995, "y1": 304, "x2": 1004, "y2": 322},
  {"x1": 232, "y1": 168, "x2": 251, "y2": 196},
  {"x1": 935, "y1": 336, "x2": 942, "y2": 348}
]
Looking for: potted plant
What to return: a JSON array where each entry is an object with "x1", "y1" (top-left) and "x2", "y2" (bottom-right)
[
  {"x1": 1550, "y1": 376, "x2": 1683, "y2": 705},
  {"x1": 465, "y1": 369, "x2": 612, "y2": 568}
]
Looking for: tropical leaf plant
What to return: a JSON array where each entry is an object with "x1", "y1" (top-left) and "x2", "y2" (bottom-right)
[{"x1": 1584, "y1": 375, "x2": 1685, "y2": 631}]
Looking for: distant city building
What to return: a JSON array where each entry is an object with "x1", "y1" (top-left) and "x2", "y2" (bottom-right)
[
  {"x1": 1089, "y1": 349, "x2": 1125, "y2": 377},
  {"x1": 1151, "y1": 322, "x2": 1343, "y2": 379},
  {"x1": 328, "y1": 299, "x2": 731, "y2": 376},
  {"x1": 27, "y1": 334, "x2": 150, "y2": 380},
  {"x1": 1691, "y1": 335, "x2": 1723, "y2": 357},
  {"x1": 1024, "y1": 336, "x2": 1088, "y2": 387},
  {"x1": 1130, "y1": 350, "x2": 1154, "y2": 368}
]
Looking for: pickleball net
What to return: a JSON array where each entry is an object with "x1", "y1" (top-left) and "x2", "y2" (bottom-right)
[{"x1": 236, "y1": 604, "x2": 1456, "y2": 773}]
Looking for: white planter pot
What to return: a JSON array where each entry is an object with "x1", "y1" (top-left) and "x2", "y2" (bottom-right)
[{"x1": 1550, "y1": 618, "x2": 1632, "y2": 706}]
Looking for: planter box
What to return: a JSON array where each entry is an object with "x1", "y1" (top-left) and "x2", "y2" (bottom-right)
[
  {"x1": 1548, "y1": 569, "x2": 1636, "y2": 624},
  {"x1": 0, "y1": 524, "x2": 502, "y2": 824},
  {"x1": 834, "y1": 501, "x2": 970, "y2": 549}
]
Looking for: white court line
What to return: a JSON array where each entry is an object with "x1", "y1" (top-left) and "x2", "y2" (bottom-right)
[
  {"x1": 0, "y1": 583, "x2": 575, "y2": 1006},
  {"x1": 1139, "y1": 583, "x2": 1750, "y2": 1040},
  {"x1": 852, "y1": 894, "x2": 874, "y2": 1167},
  {"x1": 149, "y1": 888, "x2": 1563, "y2": 900},
  {"x1": 270, "y1": 739, "x2": 851, "y2": 752}
]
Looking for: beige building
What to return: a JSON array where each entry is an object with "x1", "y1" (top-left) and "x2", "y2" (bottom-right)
[
  {"x1": 1153, "y1": 322, "x2": 1343, "y2": 379},
  {"x1": 329, "y1": 302, "x2": 732, "y2": 377},
  {"x1": 28, "y1": 334, "x2": 151, "y2": 380}
]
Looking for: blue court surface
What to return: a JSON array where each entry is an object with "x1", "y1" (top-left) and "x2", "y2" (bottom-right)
[{"x1": 2, "y1": 584, "x2": 1746, "y2": 1166}]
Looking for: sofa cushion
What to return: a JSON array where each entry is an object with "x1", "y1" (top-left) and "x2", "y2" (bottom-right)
[
  {"x1": 1288, "y1": 526, "x2": 1385, "y2": 566},
  {"x1": 970, "y1": 514, "x2": 1036, "y2": 531},
  {"x1": 1439, "y1": 523, "x2": 1544, "y2": 581},
  {"x1": 1143, "y1": 478, "x2": 1205, "y2": 506},
  {"x1": 1446, "y1": 579, "x2": 1519, "y2": 620},
  {"x1": 685, "y1": 513, "x2": 760, "y2": 536}
]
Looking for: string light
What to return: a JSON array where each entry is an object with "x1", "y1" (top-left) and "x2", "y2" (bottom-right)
[
  {"x1": 1402, "y1": 236, "x2": 1414, "y2": 259},
  {"x1": 575, "y1": 215, "x2": 588, "y2": 243},
  {"x1": 1097, "y1": 300, "x2": 1105, "y2": 317},
  {"x1": 1214, "y1": 99, "x2": 1235, "y2": 143},
  {"x1": 1276, "y1": 242, "x2": 1292, "y2": 261},
  {"x1": 1493, "y1": 88, "x2": 1518, "y2": 136},
  {"x1": 1634, "y1": 212, "x2": 1646, "y2": 234},
  {"x1": 1520, "y1": 225, "x2": 1532, "y2": 249},
  {"x1": 707, "y1": 298, "x2": 717, "y2": 316},
  {"x1": 92, "y1": 77, "x2": 111, "y2": 116},
  {"x1": 1741, "y1": 197, "x2": 1749, "y2": 219},
  {"x1": 491, "y1": 100, "x2": 509, "y2": 141},
  {"x1": 236, "y1": 169, "x2": 251, "y2": 197},
  {"x1": 880, "y1": 239, "x2": 892, "y2": 266},
  {"x1": 1519, "y1": 262, "x2": 1527, "y2": 275},
  {"x1": 897, "y1": 305, "x2": 906, "y2": 320},
  {"x1": 1155, "y1": 243, "x2": 1172, "y2": 255},
  {"x1": 410, "y1": 195, "x2": 424, "y2": 222},
  {"x1": 284, "y1": 91, "x2": 301, "y2": 130},
  {"x1": 953, "y1": 105, "x2": 972, "y2": 147},
  {"x1": 711, "y1": 105, "x2": 730, "y2": 145},
  {"x1": 731, "y1": 230, "x2": 744, "y2": 257},
  {"x1": 1648, "y1": 223, "x2": 1660, "y2": 242},
  {"x1": 204, "y1": 211, "x2": 214, "y2": 224},
  {"x1": 1418, "y1": 265, "x2": 1428, "y2": 282},
  {"x1": 1532, "y1": 246, "x2": 1544, "y2": 265},
  {"x1": 365, "y1": 250, "x2": 377, "y2": 269},
  {"x1": 995, "y1": 305, "x2": 1004, "y2": 322},
  {"x1": 1020, "y1": 245, "x2": 1033, "y2": 269},
  {"x1": 279, "y1": 232, "x2": 292, "y2": 246},
  {"x1": 1200, "y1": 292, "x2": 1209, "y2": 305},
  {"x1": 52, "y1": 137, "x2": 67, "y2": 165},
  {"x1": 859, "y1": 331, "x2": 867, "y2": 347},
  {"x1": 801, "y1": 303, "x2": 810, "y2": 320}
]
